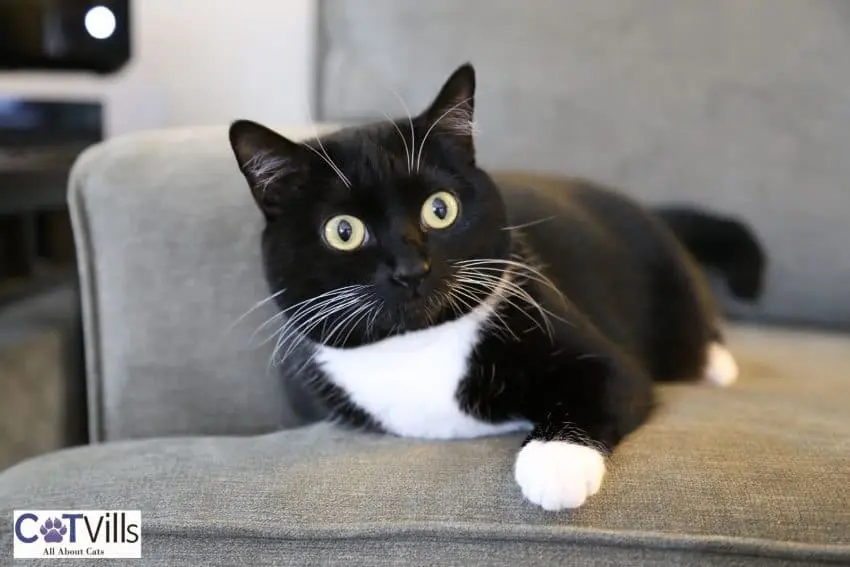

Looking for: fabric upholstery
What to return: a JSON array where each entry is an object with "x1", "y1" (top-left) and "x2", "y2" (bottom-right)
[
  {"x1": 318, "y1": 0, "x2": 850, "y2": 328},
  {"x1": 2, "y1": 325, "x2": 849, "y2": 565},
  {"x1": 68, "y1": 125, "x2": 337, "y2": 442}
]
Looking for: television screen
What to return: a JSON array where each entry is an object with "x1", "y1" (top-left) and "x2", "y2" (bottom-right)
[{"x1": 0, "y1": 0, "x2": 130, "y2": 74}]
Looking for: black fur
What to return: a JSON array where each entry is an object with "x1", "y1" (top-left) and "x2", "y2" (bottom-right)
[
  {"x1": 651, "y1": 206, "x2": 766, "y2": 300},
  {"x1": 229, "y1": 64, "x2": 766, "y2": 455}
]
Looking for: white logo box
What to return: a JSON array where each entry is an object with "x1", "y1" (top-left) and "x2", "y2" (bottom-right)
[{"x1": 13, "y1": 510, "x2": 141, "y2": 560}]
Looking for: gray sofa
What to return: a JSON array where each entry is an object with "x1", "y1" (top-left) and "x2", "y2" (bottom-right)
[{"x1": 3, "y1": 1, "x2": 850, "y2": 565}]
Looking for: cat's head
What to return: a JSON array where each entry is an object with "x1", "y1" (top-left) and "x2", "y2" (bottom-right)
[{"x1": 229, "y1": 64, "x2": 511, "y2": 347}]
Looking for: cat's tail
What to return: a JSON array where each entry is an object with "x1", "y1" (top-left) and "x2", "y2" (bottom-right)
[{"x1": 653, "y1": 206, "x2": 766, "y2": 302}]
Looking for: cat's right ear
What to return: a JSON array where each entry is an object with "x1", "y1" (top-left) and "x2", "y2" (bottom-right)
[{"x1": 228, "y1": 120, "x2": 306, "y2": 217}]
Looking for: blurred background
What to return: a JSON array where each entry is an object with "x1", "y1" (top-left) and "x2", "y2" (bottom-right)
[
  {"x1": 0, "y1": 0, "x2": 315, "y2": 470},
  {"x1": 2, "y1": 0, "x2": 848, "y2": 471}
]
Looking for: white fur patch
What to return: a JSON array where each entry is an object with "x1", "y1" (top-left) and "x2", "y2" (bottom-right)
[
  {"x1": 315, "y1": 296, "x2": 532, "y2": 439},
  {"x1": 704, "y1": 342, "x2": 739, "y2": 387},
  {"x1": 514, "y1": 440, "x2": 606, "y2": 511}
]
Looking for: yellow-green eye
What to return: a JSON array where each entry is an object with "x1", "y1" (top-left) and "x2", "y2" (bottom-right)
[
  {"x1": 323, "y1": 215, "x2": 367, "y2": 251},
  {"x1": 421, "y1": 191, "x2": 460, "y2": 230}
]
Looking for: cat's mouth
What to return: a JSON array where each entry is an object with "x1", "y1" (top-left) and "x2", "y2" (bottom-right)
[
  {"x1": 396, "y1": 293, "x2": 450, "y2": 329},
  {"x1": 394, "y1": 278, "x2": 496, "y2": 332},
  {"x1": 314, "y1": 270, "x2": 510, "y2": 345}
]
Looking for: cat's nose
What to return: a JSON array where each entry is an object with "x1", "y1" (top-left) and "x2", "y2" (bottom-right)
[{"x1": 391, "y1": 258, "x2": 432, "y2": 289}]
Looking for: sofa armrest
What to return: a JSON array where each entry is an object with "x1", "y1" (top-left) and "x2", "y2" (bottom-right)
[{"x1": 68, "y1": 125, "x2": 336, "y2": 442}]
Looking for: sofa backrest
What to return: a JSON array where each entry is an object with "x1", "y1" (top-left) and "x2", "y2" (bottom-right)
[{"x1": 318, "y1": 0, "x2": 850, "y2": 329}]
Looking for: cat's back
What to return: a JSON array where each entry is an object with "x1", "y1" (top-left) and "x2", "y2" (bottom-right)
[
  {"x1": 493, "y1": 172, "x2": 675, "y2": 270},
  {"x1": 492, "y1": 172, "x2": 684, "y2": 344},
  {"x1": 493, "y1": 172, "x2": 660, "y2": 242}
]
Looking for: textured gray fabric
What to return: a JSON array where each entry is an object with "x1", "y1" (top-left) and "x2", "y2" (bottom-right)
[
  {"x1": 318, "y1": 0, "x2": 850, "y2": 327},
  {"x1": 3, "y1": 538, "x2": 836, "y2": 567},
  {"x1": 1, "y1": 325, "x2": 849, "y2": 565},
  {"x1": 68, "y1": 126, "x2": 337, "y2": 442}
]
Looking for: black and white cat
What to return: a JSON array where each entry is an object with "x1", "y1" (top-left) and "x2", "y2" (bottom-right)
[{"x1": 228, "y1": 64, "x2": 765, "y2": 511}]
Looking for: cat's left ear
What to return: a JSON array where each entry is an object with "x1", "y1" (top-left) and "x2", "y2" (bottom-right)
[
  {"x1": 420, "y1": 63, "x2": 477, "y2": 162},
  {"x1": 229, "y1": 120, "x2": 306, "y2": 218}
]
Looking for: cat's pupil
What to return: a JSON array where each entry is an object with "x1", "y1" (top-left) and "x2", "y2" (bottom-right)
[
  {"x1": 337, "y1": 220, "x2": 352, "y2": 241},
  {"x1": 432, "y1": 198, "x2": 448, "y2": 220}
]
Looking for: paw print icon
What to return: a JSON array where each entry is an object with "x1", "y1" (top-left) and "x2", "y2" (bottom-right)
[{"x1": 40, "y1": 518, "x2": 67, "y2": 543}]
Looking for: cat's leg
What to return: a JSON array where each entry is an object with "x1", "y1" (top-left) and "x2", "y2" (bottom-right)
[
  {"x1": 646, "y1": 268, "x2": 740, "y2": 387},
  {"x1": 648, "y1": 246, "x2": 734, "y2": 385},
  {"x1": 513, "y1": 344, "x2": 654, "y2": 511}
]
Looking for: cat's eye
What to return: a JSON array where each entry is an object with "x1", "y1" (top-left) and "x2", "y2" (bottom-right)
[
  {"x1": 323, "y1": 215, "x2": 368, "y2": 251},
  {"x1": 421, "y1": 191, "x2": 460, "y2": 230}
]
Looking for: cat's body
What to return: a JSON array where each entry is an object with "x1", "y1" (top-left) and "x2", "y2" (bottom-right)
[
  {"x1": 313, "y1": 175, "x2": 746, "y2": 438},
  {"x1": 229, "y1": 64, "x2": 765, "y2": 511}
]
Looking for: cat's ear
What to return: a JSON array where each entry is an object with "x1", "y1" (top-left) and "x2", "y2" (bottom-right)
[
  {"x1": 229, "y1": 120, "x2": 306, "y2": 217},
  {"x1": 420, "y1": 63, "x2": 477, "y2": 161}
]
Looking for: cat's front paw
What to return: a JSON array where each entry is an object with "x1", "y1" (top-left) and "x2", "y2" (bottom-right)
[{"x1": 514, "y1": 440, "x2": 606, "y2": 511}]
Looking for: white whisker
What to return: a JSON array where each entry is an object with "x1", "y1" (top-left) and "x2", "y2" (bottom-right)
[
  {"x1": 321, "y1": 298, "x2": 375, "y2": 347},
  {"x1": 452, "y1": 282, "x2": 519, "y2": 342},
  {"x1": 264, "y1": 284, "x2": 371, "y2": 366},
  {"x1": 382, "y1": 111, "x2": 413, "y2": 174},
  {"x1": 415, "y1": 96, "x2": 475, "y2": 172},
  {"x1": 301, "y1": 143, "x2": 351, "y2": 188},
  {"x1": 456, "y1": 273, "x2": 548, "y2": 338},
  {"x1": 274, "y1": 292, "x2": 364, "y2": 363},
  {"x1": 365, "y1": 299, "x2": 383, "y2": 340},
  {"x1": 339, "y1": 299, "x2": 380, "y2": 346},
  {"x1": 377, "y1": 82, "x2": 417, "y2": 174},
  {"x1": 303, "y1": 98, "x2": 351, "y2": 188},
  {"x1": 454, "y1": 256, "x2": 575, "y2": 341},
  {"x1": 455, "y1": 258, "x2": 570, "y2": 313},
  {"x1": 456, "y1": 269, "x2": 562, "y2": 338},
  {"x1": 440, "y1": 289, "x2": 463, "y2": 320},
  {"x1": 501, "y1": 217, "x2": 556, "y2": 231},
  {"x1": 253, "y1": 285, "x2": 364, "y2": 345},
  {"x1": 227, "y1": 287, "x2": 287, "y2": 332}
]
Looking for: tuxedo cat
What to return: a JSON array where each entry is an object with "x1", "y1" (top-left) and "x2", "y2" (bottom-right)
[{"x1": 228, "y1": 64, "x2": 765, "y2": 511}]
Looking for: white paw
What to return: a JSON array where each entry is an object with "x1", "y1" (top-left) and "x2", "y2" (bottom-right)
[
  {"x1": 514, "y1": 440, "x2": 606, "y2": 511},
  {"x1": 704, "y1": 342, "x2": 739, "y2": 387}
]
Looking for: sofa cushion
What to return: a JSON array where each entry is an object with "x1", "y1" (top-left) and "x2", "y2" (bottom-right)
[{"x1": 2, "y1": 325, "x2": 848, "y2": 566}]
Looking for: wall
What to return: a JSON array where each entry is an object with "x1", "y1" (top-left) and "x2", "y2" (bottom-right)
[{"x1": 0, "y1": 0, "x2": 316, "y2": 136}]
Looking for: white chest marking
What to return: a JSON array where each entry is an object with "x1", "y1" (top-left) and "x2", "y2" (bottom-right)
[{"x1": 315, "y1": 302, "x2": 531, "y2": 439}]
